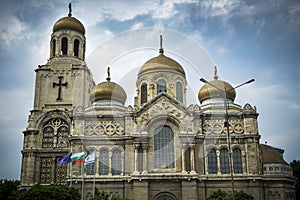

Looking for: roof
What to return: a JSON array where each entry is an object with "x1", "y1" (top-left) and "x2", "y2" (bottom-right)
[{"x1": 259, "y1": 144, "x2": 288, "y2": 165}]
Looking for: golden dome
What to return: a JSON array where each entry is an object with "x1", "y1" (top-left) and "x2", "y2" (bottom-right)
[
  {"x1": 198, "y1": 79, "x2": 236, "y2": 103},
  {"x1": 90, "y1": 68, "x2": 127, "y2": 104},
  {"x1": 53, "y1": 16, "x2": 85, "y2": 35},
  {"x1": 138, "y1": 35, "x2": 185, "y2": 76},
  {"x1": 138, "y1": 53, "x2": 185, "y2": 76}
]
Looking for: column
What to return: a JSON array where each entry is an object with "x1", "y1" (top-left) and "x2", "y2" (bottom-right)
[
  {"x1": 142, "y1": 143, "x2": 148, "y2": 174},
  {"x1": 216, "y1": 150, "x2": 221, "y2": 175},
  {"x1": 133, "y1": 143, "x2": 140, "y2": 174},
  {"x1": 181, "y1": 144, "x2": 187, "y2": 174},
  {"x1": 95, "y1": 151, "x2": 100, "y2": 176},
  {"x1": 189, "y1": 144, "x2": 196, "y2": 174},
  {"x1": 108, "y1": 152, "x2": 112, "y2": 176}
]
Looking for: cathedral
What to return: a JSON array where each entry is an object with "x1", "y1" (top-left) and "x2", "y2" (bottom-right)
[{"x1": 20, "y1": 6, "x2": 296, "y2": 200}]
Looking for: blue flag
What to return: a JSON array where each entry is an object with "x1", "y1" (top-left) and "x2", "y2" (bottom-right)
[{"x1": 58, "y1": 152, "x2": 72, "y2": 165}]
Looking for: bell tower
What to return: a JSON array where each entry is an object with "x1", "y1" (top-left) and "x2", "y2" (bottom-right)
[{"x1": 20, "y1": 4, "x2": 94, "y2": 189}]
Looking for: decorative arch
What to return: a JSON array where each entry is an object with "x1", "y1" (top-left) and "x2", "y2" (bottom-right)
[
  {"x1": 153, "y1": 192, "x2": 178, "y2": 200},
  {"x1": 42, "y1": 118, "x2": 69, "y2": 148}
]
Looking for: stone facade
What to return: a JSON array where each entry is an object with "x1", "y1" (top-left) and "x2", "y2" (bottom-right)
[{"x1": 20, "y1": 8, "x2": 296, "y2": 200}]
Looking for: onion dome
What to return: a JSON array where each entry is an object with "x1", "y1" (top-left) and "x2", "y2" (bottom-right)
[
  {"x1": 52, "y1": 3, "x2": 85, "y2": 35},
  {"x1": 90, "y1": 68, "x2": 127, "y2": 105},
  {"x1": 138, "y1": 35, "x2": 185, "y2": 76},
  {"x1": 198, "y1": 67, "x2": 236, "y2": 103}
]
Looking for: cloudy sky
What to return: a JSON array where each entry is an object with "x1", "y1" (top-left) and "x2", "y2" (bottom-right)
[{"x1": 0, "y1": 0, "x2": 299, "y2": 180}]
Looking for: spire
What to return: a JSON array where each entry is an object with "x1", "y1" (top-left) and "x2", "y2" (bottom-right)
[
  {"x1": 68, "y1": 3, "x2": 72, "y2": 17},
  {"x1": 159, "y1": 34, "x2": 164, "y2": 55},
  {"x1": 214, "y1": 66, "x2": 218, "y2": 80},
  {"x1": 106, "y1": 67, "x2": 111, "y2": 82}
]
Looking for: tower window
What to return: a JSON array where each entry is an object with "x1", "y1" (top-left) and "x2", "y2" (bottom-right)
[
  {"x1": 220, "y1": 148, "x2": 230, "y2": 174},
  {"x1": 52, "y1": 39, "x2": 56, "y2": 57},
  {"x1": 176, "y1": 82, "x2": 183, "y2": 103},
  {"x1": 61, "y1": 37, "x2": 68, "y2": 55},
  {"x1": 207, "y1": 149, "x2": 217, "y2": 174},
  {"x1": 112, "y1": 150, "x2": 122, "y2": 175},
  {"x1": 141, "y1": 83, "x2": 147, "y2": 105},
  {"x1": 157, "y1": 79, "x2": 166, "y2": 94},
  {"x1": 73, "y1": 39, "x2": 79, "y2": 57},
  {"x1": 233, "y1": 148, "x2": 243, "y2": 174},
  {"x1": 42, "y1": 118, "x2": 69, "y2": 148},
  {"x1": 99, "y1": 150, "x2": 109, "y2": 175},
  {"x1": 154, "y1": 126, "x2": 174, "y2": 169}
]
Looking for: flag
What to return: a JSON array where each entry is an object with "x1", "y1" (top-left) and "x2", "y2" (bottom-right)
[
  {"x1": 71, "y1": 152, "x2": 85, "y2": 165},
  {"x1": 58, "y1": 152, "x2": 72, "y2": 165},
  {"x1": 84, "y1": 151, "x2": 96, "y2": 166}
]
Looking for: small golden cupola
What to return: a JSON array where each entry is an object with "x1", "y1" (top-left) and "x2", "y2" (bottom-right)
[
  {"x1": 52, "y1": 4, "x2": 85, "y2": 35},
  {"x1": 136, "y1": 35, "x2": 187, "y2": 106},
  {"x1": 50, "y1": 3, "x2": 86, "y2": 60},
  {"x1": 198, "y1": 66, "x2": 236, "y2": 104},
  {"x1": 90, "y1": 67, "x2": 127, "y2": 105}
]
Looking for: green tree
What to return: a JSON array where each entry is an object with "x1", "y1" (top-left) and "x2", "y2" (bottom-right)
[
  {"x1": 290, "y1": 160, "x2": 300, "y2": 199},
  {"x1": 207, "y1": 190, "x2": 253, "y2": 200},
  {"x1": 17, "y1": 184, "x2": 80, "y2": 200},
  {"x1": 0, "y1": 179, "x2": 20, "y2": 200}
]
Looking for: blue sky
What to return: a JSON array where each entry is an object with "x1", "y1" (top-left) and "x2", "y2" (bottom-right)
[{"x1": 0, "y1": 0, "x2": 299, "y2": 180}]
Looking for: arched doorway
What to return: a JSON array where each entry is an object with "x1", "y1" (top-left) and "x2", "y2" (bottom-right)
[{"x1": 153, "y1": 192, "x2": 177, "y2": 200}]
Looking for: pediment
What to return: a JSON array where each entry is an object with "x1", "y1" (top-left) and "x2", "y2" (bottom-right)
[{"x1": 133, "y1": 93, "x2": 193, "y2": 131}]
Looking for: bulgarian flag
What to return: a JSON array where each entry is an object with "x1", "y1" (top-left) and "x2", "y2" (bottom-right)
[{"x1": 71, "y1": 152, "x2": 85, "y2": 165}]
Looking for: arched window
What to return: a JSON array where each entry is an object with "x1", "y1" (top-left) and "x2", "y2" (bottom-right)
[
  {"x1": 207, "y1": 149, "x2": 217, "y2": 174},
  {"x1": 86, "y1": 163, "x2": 95, "y2": 175},
  {"x1": 61, "y1": 37, "x2": 68, "y2": 55},
  {"x1": 157, "y1": 79, "x2": 166, "y2": 94},
  {"x1": 112, "y1": 150, "x2": 122, "y2": 175},
  {"x1": 154, "y1": 126, "x2": 174, "y2": 169},
  {"x1": 73, "y1": 39, "x2": 79, "y2": 57},
  {"x1": 176, "y1": 82, "x2": 183, "y2": 103},
  {"x1": 141, "y1": 83, "x2": 147, "y2": 105},
  {"x1": 220, "y1": 149, "x2": 230, "y2": 174},
  {"x1": 233, "y1": 148, "x2": 243, "y2": 174},
  {"x1": 99, "y1": 150, "x2": 109, "y2": 175},
  {"x1": 42, "y1": 118, "x2": 69, "y2": 148},
  {"x1": 52, "y1": 39, "x2": 56, "y2": 57}
]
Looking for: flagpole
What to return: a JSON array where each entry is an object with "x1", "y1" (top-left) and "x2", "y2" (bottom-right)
[
  {"x1": 70, "y1": 162, "x2": 72, "y2": 187},
  {"x1": 81, "y1": 162, "x2": 84, "y2": 200},
  {"x1": 93, "y1": 163, "x2": 96, "y2": 198}
]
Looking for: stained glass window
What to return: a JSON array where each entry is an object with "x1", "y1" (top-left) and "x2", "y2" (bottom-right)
[
  {"x1": 207, "y1": 149, "x2": 217, "y2": 174},
  {"x1": 176, "y1": 82, "x2": 183, "y2": 103},
  {"x1": 40, "y1": 158, "x2": 53, "y2": 184},
  {"x1": 154, "y1": 126, "x2": 174, "y2": 169},
  {"x1": 55, "y1": 158, "x2": 67, "y2": 184},
  {"x1": 141, "y1": 83, "x2": 147, "y2": 105},
  {"x1": 99, "y1": 150, "x2": 109, "y2": 175},
  {"x1": 157, "y1": 79, "x2": 166, "y2": 94},
  {"x1": 42, "y1": 118, "x2": 69, "y2": 149},
  {"x1": 233, "y1": 148, "x2": 243, "y2": 174},
  {"x1": 220, "y1": 149, "x2": 230, "y2": 174},
  {"x1": 112, "y1": 150, "x2": 122, "y2": 175}
]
